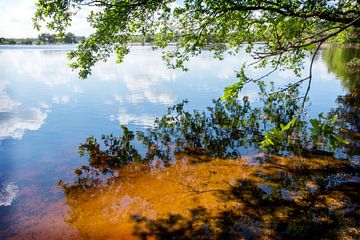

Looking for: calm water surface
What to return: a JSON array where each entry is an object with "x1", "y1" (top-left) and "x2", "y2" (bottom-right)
[{"x1": 0, "y1": 45, "x2": 358, "y2": 239}]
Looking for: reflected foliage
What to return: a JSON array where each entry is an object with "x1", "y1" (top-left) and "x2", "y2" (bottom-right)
[
  {"x1": 323, "y1": 47, "x2": 360, "y2": 159},
  {"x1": 332, "y1": 94, "x2": 360, "y2": 158},
  {"x1": 78, "y1": 125, "x2": 142, "y2": 172},
  {"x1": 59, "y1": 85, "x2": 348, "y2": 194},
  {"x1": 329, "y1": 83, "x2": 360, "y2": 159},
  {"x1": 58, "y1": 125, "x2": 142, "y2": 194},
  {"x1": 322, "y1": 47, "x2": 360, "y2": 92},
  {"x1": 137, "y1": 97, "x2": 262, "y2": 162}
]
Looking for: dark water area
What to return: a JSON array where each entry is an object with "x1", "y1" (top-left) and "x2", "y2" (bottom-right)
[{"x1": 0, "y1": 45, "x2": 359, "y2": 239}]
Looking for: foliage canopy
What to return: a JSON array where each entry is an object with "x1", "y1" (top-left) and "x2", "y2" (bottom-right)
[{"x1": 34, "y1": 0, "x2": 360, "y2": 81}]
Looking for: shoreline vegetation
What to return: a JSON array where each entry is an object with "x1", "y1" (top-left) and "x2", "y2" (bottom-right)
[
  {"x1": 0, "y1": 32, "x2": 85, "y2": 45},
  {"x1": 1, "y1": 34, "x2": 359, "y2": 49},
  {"x1": 0, "y1": 33, "x2": 154, "y2": 45}
]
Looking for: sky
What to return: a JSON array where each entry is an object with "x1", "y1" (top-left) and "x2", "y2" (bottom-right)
[
  {"x1": 0, "y1": 0, "x2": 185, "y2": 38},
  {"x1": 0, "y1": 0, "x2": 92, "y2": 38}
]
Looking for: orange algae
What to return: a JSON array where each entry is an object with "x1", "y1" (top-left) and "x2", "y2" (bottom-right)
[{"x1": 62, "y1": 156, "x2": 254, "y2": 239}]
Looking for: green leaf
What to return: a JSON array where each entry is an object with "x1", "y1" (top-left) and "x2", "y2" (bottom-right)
[
  {"x1": 330, "y1": 114, "x2": 338, "y2": 125},
  {"x1": 282, "y1": 117, "x2": 297, "y2": 131}
]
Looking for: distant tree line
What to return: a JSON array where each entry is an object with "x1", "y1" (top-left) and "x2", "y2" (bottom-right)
[
  {"x1": 0, "y1": 32, "x2": 85, "y2": 45},
  {"x1": 0, "y1": 32, "x2": 161, "y2": 45},
  {"x1": 1, "y1": 29, "x2": 358, "y2": 46}
]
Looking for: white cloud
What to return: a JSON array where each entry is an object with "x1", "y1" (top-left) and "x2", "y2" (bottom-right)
[
  {"x1": 67, "y1": 6, "x2": 94, "y2": 37},
  {"x1": 110, "y1": 110, "x2": 155, "y2": 128},
  {"x1": 127, "y1": 93, "x2": 145, "y2": 104},
  {"x1": 0, "y1": 81, "x2": 21, "y2": 112},
  {"x1": 217, "y1": 68, "x2": 236, "y2": 80},
  {"x1": 0, "y1": 0, "x2": 37, "y2": 38},
  {"x1": 113, "y1": 94, "x2": 125, "y2": 103},
  {"x1": 52, "y1": 95, "x2": 70, "y2": 104},
  {"x1": 122, "y1": 64, "x2": 178, "y2": 91},
  {"x1": 0, "y1": 107, "x2": 47, "y2": 140},
  {"x1": 0, "y1": 0, "x2": 92, "y2": 38},
  {"x1": 0, "y1": 49, "x2": 75, "y2": 86},
  {"x1": 143, "y1": 90, "x2": 175, "y2": 105},
  {"x1": 0, "y1": 182, "x2": 19, "y2": 207},
  {"x1": 0, "y1": 79, "x2": 48, "y2": 140},
  {"x1": 113, "y1": 90, "x2": 175, "y2": 106}
]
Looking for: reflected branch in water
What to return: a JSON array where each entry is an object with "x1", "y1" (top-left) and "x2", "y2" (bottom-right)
[
  {"x1": 329, "y1": 89, "x2": 360, "y2": 161},
  {"x1": 322, "y1": 47, "x2": 360, "y2": 93},
  {"x1": 59, "y1": 84, "x2": 351, "y2": 195},
  {"x1": 324, "y1": 47, "x2": 360, "y2": 160}
]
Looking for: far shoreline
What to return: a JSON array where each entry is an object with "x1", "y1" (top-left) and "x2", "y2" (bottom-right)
[{"x1": 1, "y1": 42, "x2": 359, "y2": 48}]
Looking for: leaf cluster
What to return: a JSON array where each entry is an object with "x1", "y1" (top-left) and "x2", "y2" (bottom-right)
[{"x1": 33, "y1": 0, "x2": 360, "y2": 79}]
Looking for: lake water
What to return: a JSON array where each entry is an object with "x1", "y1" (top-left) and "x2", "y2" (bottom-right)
[{"x1": 0, "y1": 45, "x2": 359, "y2": 239}]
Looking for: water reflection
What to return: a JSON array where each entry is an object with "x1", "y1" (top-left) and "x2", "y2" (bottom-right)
[
  {"x1": 0, "y1": 80, "x2": 48, "y2": 140},
  {"x1": 322, "y1": 47, "x2": 360, "y2": 92},
  {"x1": 59, "y1": 85, "x2": 349, "y2": 195},
  {"x1": 322, "y1": 47, "x2": 359, "y2": 160},
  {"x1": 331, "y1": 93, "x2": 360, "y2": 159},
  {"x1": 0, "y1": 45, "x2": 255, "y2": 239},
  {"x1": 56, "y1": 90, "x2": 358, "y2": 239},
  {"x1": 110, "y1": 110, "x2": 157, "y2": 128},
  {"x1": 0, "y1": 182, "x2": 18, "y2": 207},
  {"x1": 54, "y1": 47, "x2": 359, "y2": 239},
  {"x1": 0, "y1": 46, "x2": 359, "y2": 239},
  {"x1": 0, "y1": 108, "x2": 47, "y2": 140},
  {"x1": 0, "y1": 46, "x2": 349, "y2": 143}
]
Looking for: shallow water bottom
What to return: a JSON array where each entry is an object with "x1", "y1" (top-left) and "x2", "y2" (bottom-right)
[{"x1": 1, "y1": 153, "x2": 359, "y2": 239}]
